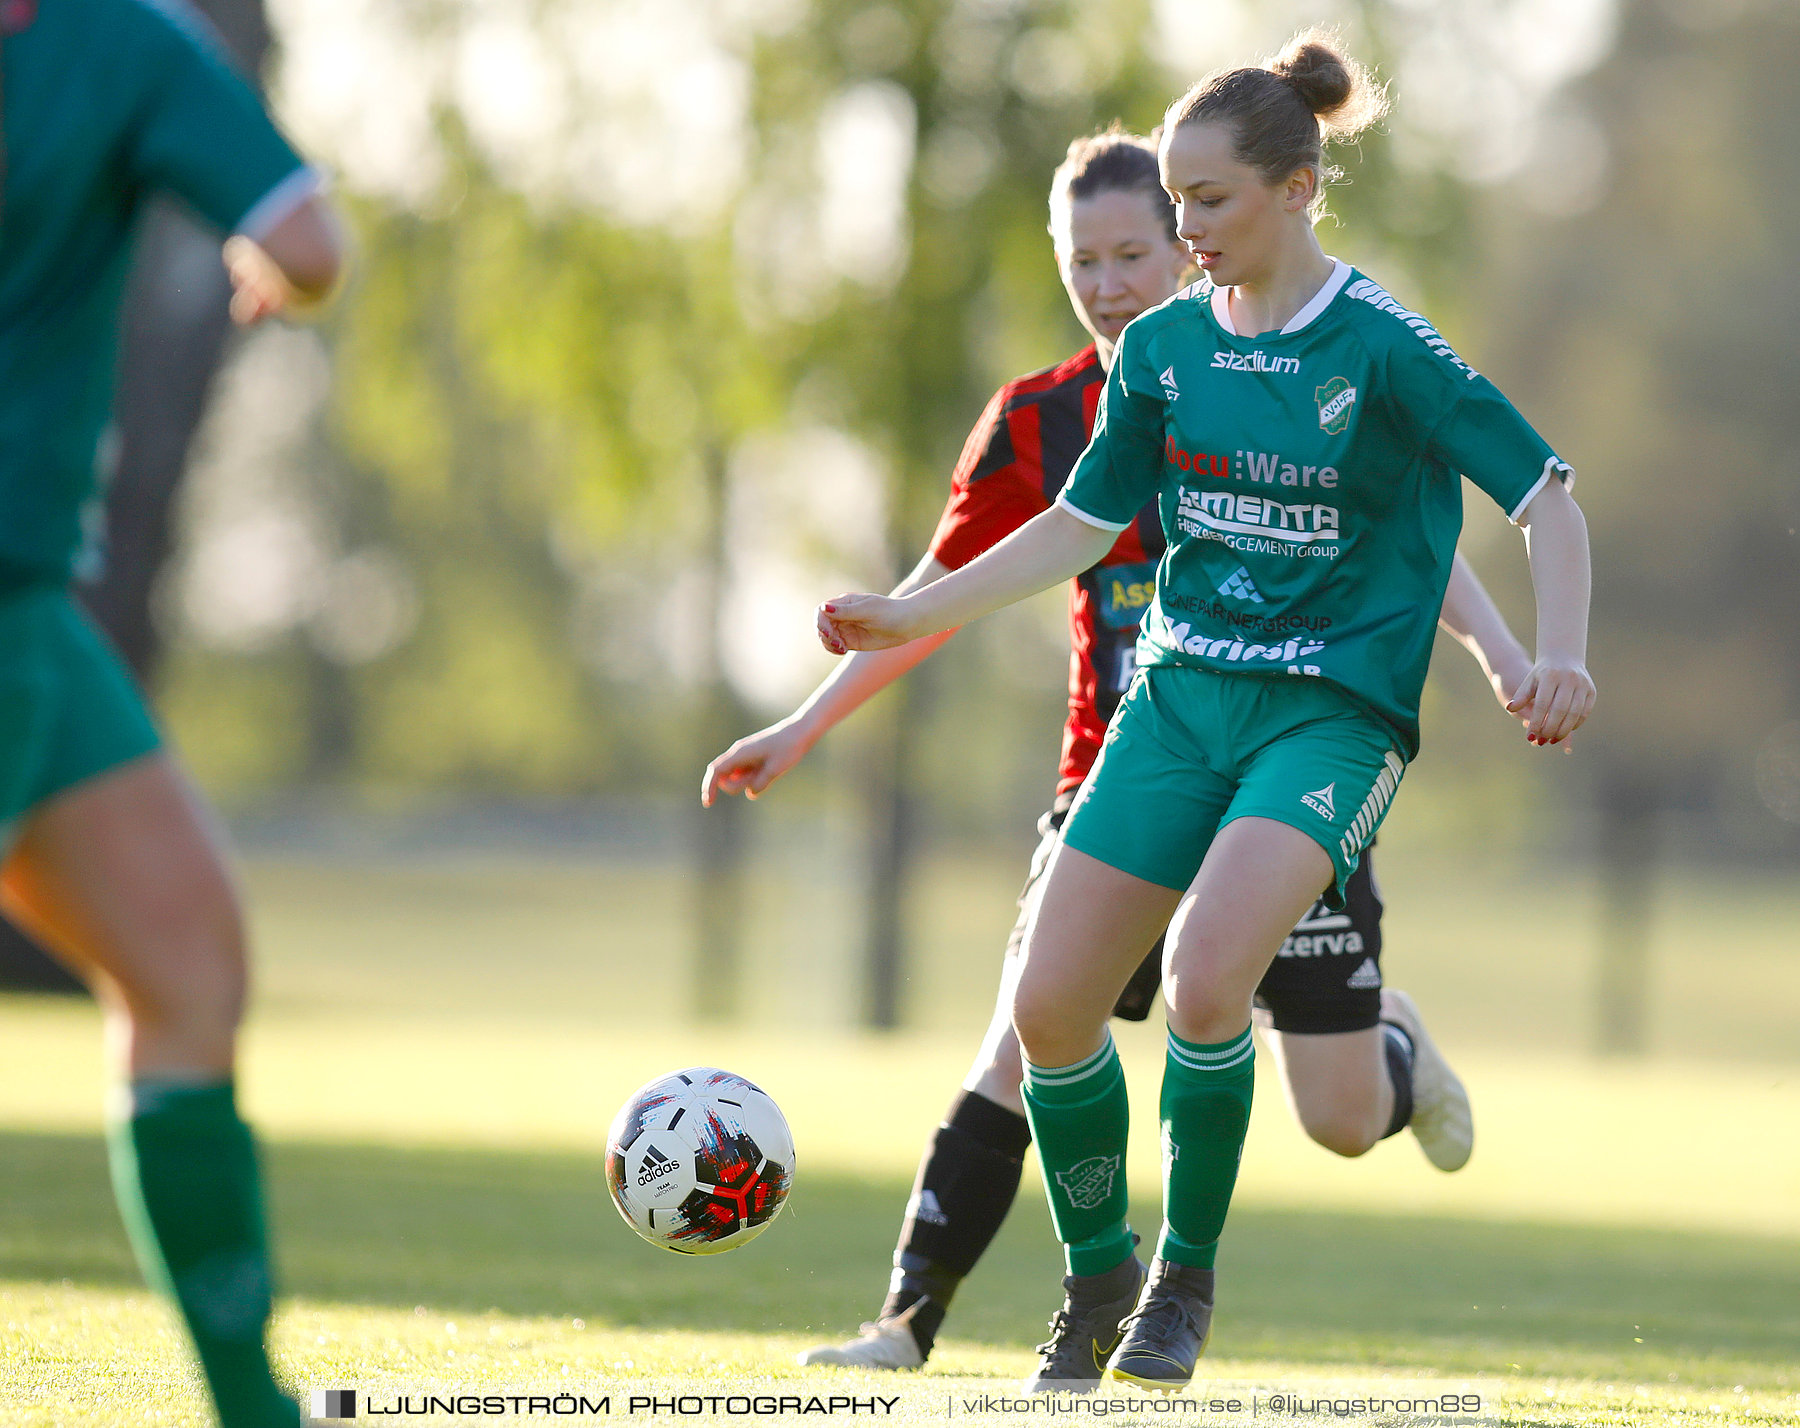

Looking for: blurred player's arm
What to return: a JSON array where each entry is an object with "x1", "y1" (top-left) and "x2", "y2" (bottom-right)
[
  {"x1": 701, "y1": 553, "x2": 958, "y2": 805},
  {"x1": 222, "y1": 191, "x2": 346, "y2": 326},
  {"x1": 1438, "y1": 549, "x2": 1532, "y2": 719}
]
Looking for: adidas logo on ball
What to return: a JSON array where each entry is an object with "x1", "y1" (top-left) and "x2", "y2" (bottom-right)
[{"x1": 636, "y1": 1146, "x2": 680, "y2": 1187}]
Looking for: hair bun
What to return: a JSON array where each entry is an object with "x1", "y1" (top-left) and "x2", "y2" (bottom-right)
[{"x1": 1269, "y1": 29, "x2": 1388, "y2": 140}]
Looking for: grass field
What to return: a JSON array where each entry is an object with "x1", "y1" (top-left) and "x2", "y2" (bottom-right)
[{"x1": 2, "y1": 850, "x2": 1798, "y2": 1426}]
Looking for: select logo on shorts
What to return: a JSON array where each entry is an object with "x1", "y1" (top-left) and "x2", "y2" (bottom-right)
[
  {"x1": 311, "y1": 1389, "x2": 357, "y2": 1419},
  {"x1": 1055, "y1": 1154, "x2": 1122, "y2": 1211},
  {"x1": 1302, "y1": 783, "x2": 1337, "y2": 819},
  {"x1": 1316, "y1": 376, "x2": 1357, "y2": 434}
]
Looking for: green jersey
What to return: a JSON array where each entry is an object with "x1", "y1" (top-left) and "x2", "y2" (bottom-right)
[
  {"x1": 0, "y1": 0, "x2": 312, "y2": 583},
  {"x1": 1059, "y1": 260, "x2": 1571, "y2": 757}
]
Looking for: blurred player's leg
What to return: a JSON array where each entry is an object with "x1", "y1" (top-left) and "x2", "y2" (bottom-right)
[
  {"x1": 1255, "y1": 849, "x2": 1471, "y2": 1167},
  {"x1": 1379, "y1": 989, "x2": 1473, "y2": 1170},
  {"x1": 2, "y1": 754, "x2": 300, "y2": 1428}
]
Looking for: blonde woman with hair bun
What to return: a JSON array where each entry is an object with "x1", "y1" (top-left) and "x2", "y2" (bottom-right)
[{"x1": 817, "y1": 30, "x2": 1593, "y2": 1393}]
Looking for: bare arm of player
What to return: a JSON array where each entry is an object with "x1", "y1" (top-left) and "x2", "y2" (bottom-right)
[
  {"x1": 222, "y1": 194, "x2": 346, "y2": 326},
  {"x1": 702, "y1": 554, "x2": 958, "y2": 806},
  {"x1": 1510, "y1": 479, "x2": 1595, "y2": 746},
  {"x1": 817, "y1": 506, "x2": 1113, "y2": 655},
  {"x1": 1438, "y1": 549, "x2": 1533, "y2": 721}
]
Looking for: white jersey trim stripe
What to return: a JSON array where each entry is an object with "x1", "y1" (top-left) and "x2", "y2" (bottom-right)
[
  {"x1": 1055, "y1": 489, "x2": 1133, "y2": 533},
  {"x1": 233, "y1": 166, "x2": 327, "y2": 242},
  {"x1": 1506, "y1": 457, "x2": 1577, "y2": 526},
  {"x1": 1281, "y1": 259, "x2": 1354, "y2": 334},
  {"x1": 1208, "y1": 258, "x2": 1351, "y2": 337}
]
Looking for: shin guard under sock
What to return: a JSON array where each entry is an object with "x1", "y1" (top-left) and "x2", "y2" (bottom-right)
[
  {"x1": 1022, "y1": 1034, "x2": 1134, "y2": 1277},
  {"x1": 1158, "y1": 1027, "x2": 1255, "y2": 1270},
  {"x1": 107, "y1": 1080, "x2": 298, "y2": 1428}
]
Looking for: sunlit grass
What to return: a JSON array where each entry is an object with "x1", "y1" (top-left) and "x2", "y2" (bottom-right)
[{"x1": 2, "y1": 853, "x2": 1797, "y2": 1426}]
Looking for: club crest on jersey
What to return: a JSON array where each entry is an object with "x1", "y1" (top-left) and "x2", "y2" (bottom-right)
[
  {"x1": 1159, "y1": 366, "x2": 1180, "y2": 399},
  {"x1": 1054, "y1": 1154, "x2": 1122, "y2": 1211},
  {"x1": 1316, "y1": 376, "x2": 1357, "y2": 434},
  {"x1": 1302, "y1": 783, "x2": 1337, "y2": 819}
]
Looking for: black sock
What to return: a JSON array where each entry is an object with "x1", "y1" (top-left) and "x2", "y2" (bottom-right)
[
  {"x1": 881, "y1": 1090, "x2": 1032, "y2": 1356},
  {"x1": 1380, "y1": 1022, "x2": 1415, "y2": 1139}
]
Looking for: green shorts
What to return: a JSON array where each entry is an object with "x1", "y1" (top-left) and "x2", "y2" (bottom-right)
[
  {"x1": 0, "y1": 584, "x2": 162, "y2": 848},
  {"x1": 1061, "y1": 663, "x2": 1405, "y2": 908}
]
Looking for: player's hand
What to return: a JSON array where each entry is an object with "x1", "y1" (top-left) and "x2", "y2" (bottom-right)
[
  {"x1": 1488, "y1": 648, "x2": 1535, "y2": 723},
  {"x1": 1506, "y1": 658, "x2": 1595, "y2": 748},
  {"x1": 701, "y1": 723, "x2": 811, "y2": 806},
  {"x1": 816, "y1": 593, "x2": 921, "y2": 654},
  {"x1": 223, "y1": 236, "x2": 297, "y2": 326}
]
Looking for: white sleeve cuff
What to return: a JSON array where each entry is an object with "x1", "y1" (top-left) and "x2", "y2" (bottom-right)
[
  {"x1": 233, "y1": 166, "x2": 327, "y2": 242},
  {"x1": 1055, "y1": 490, "x2": 1133, "y2": 533},
  {"x1": 1507, "y1": 457, "x2": 1576, "y2": 525}
]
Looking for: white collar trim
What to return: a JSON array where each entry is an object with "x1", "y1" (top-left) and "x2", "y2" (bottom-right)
[{"x1": 1209, "y1": 258, "x2": 1352, "y2": 338}]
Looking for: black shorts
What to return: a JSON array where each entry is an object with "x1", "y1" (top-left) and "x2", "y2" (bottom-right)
[{"x1": 1006, "y1": 796, "x2": 1385, "y2": 1036}]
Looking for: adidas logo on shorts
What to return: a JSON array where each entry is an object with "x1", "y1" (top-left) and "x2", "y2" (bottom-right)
[{"x1": 1346, "y1": 957, "x2": 1381, "y2": 990}]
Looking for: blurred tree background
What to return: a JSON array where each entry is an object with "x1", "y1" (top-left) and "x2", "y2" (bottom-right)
[{"x1": 117, "y1": 0, "x2": 1797, "y2": 1023}]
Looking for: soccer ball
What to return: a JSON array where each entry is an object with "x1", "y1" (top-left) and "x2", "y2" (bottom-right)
[{"x1": 605, "y1": 1067, "x2": 795, "y2": 1255}]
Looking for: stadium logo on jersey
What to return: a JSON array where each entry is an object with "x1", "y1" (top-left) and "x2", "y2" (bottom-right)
[
  {"x1": 1211, "y1": 350, "x2": 1300, "y2": 375},
  {"x1": 1302, "y1": 783, "x2": 1337, "y2": 819},
  {"x1": 1316, "y1": 377, "x2": 1358, "y2": 434},
  {"x1": 1159, "y1": 366, "x2": 1180, "y2": 399},
  {"x1": 1054, "y1": 1154, "x2": 1122, "y2": 1211},
  {"x1": 1216, "y1": 567, "x2": 1264, "y2": 603},
  {"x1": 1346, "y1": 957, "x2": 1383, "y2": 990}
]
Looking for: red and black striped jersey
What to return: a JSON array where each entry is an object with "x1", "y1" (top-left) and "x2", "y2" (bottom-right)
[{"x1": 928, "y1": 346, "x2": 1165, "y2": 796}]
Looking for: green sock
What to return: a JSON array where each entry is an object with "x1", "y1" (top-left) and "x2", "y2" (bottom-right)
[
  {"x1": 106, "y1": 1080, "x2": 299, "y2": 1428},
  {"x1": 1158, "y1": 1027, "x2": 1255, "y2": 1270},
  {"x1": 1021, "y1": 1033, "x2": 1135, "y2": 1276}
]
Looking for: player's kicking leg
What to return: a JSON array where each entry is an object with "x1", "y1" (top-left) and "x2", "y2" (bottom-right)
[
  {"x1": 3, "y1": 754, "x2": 302, "y2": 1428},
  {"x1": 800, "y1": 802, "x2": 1161, "y2": 1378}
]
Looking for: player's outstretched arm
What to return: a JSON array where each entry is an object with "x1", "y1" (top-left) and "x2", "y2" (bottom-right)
[
  {"x1": 702, "y1": 555, "x2": 959, "y2": 805},
  {"x1": 1438, "y1": 550, "x2": 1532, "y2": 721},
  {"x1": 1510, "y1": 480, "x2": 1595, "y2": 746},
  {"x1": 223, "y1": 194, "x2": 346, "y2": 326},
  {"x1": 818, "y1": 506, "x2": 1112, "y2": 654}
]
